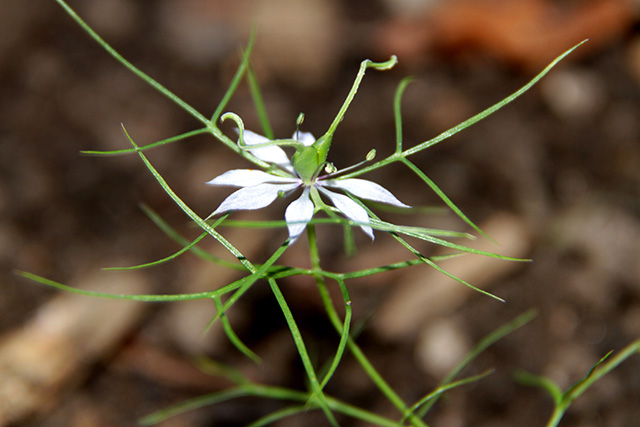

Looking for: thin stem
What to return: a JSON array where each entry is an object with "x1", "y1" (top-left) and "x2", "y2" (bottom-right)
[
  {"x1": 204, "y1": 240, "x2": 291, "y2": 331},
  {"x1": 140, "y1": 205, "x2": 246, "y2": 270},
  {"x1": 335, "y1": 153, "x2": 400, "y2": 180},
  {"x1": 400, "y1": 157, "x2": 491, "y2": 241},
  {"x1": 247, "y1": 62, "x2": 274, "y2": 139},
  {"x1": 102, "y1": 229, "x2": 209, "y2": 270},
  {"x1": 307, "y1": 229, "x2": 428, "y2": 427},
  {"x1": 325, "y1": 56, "x2": 398, "y2": 138},
  {"x1": 16, "y1": 270, "x2": 241, "y2": 302},
  {"x1": 55, "y1": 0, "x2": 209, "y2": 126},
  {"x1": 268, "y1": 277, "x2": 339, "y2": 426},
  {"x1": 417, "y1": 310, "x2": 536, "y2": 416},
  {"x1": 124, "y1": 126, "x2": 256, "y2": 273},
  {"x1": 210, "y1": 28, "x2": 256, "y2": 123},
  {"x1": 402, "y1": 41, "x2": 587, "y2": 158},
  {"x1": 547, "y1": 339, "x2": 640, "y2": 427},
  {"x1": 394, "y1": 77, "x2": 413, "y2": 153},
  {"x1": 142, "y1": 382, "x2": 406, "y2": 427},
  {"x1": 336, "y1": 41, "x2": 587, "y2": 181},
  {"x1": 214, "y1": 295, "x2": 261, "y2": 363},
  {"x1": 306, "y1": 226, "x2": 352, "y2": 390},
  {"x1": 81, "y1": 128, "x2": 209, "y2": 156}
]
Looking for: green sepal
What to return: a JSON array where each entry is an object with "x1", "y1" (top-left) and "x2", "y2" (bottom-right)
[
  {"x1": 314, "y1": 133, "x2": 332, "y2": 165},
  {"x1": 292, "y1": 145, "x2": 320, "y2": 182},
  {"x1": 292, "y1": 134, "x2": 332, "y2": 182}
]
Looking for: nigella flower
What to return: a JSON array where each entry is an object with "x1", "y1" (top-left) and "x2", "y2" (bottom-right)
[{"x1": 207, "y1": 129, "x2": 409, "y2": 244}]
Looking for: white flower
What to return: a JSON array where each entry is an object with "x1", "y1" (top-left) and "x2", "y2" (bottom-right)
[{"x1": 207, "y1": 129, "x2": 409, "y2": 243}]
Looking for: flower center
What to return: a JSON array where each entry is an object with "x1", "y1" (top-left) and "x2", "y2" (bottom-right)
[{"x1": 292, "y1": 145, "x2": 321, "y2": 184}]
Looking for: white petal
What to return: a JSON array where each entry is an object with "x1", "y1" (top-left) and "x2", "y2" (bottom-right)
[
  {"x1": 211, "y1": 183, "x2": 299, "y2": 215},
  {"x1": 284, "y1": 188, "x2": 315, "y2": 244},
  {"x1": 293, "y1": 131, "x2": 316, "y2": 147},
  {"x1": 318, "y1": 187, "x2": 374, "y2": 240},
  {"x1": 207, "y1": 169, "x2": 297, "y2": 187},
  {"x1": 241, "y1": 129, "x2": 292, "y2": 170},
  {"x1": 241, "y1": 129, "x2": 270, "y2": 146},
  {"x1": 321, "y1": 178, "x2": 409, "y2": 208}
]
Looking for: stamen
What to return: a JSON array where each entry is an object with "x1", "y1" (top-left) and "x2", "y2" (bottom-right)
[
  {"x1": 366, "y1": 149, "x2": 376, "y2": 161},
  {"x1": 310, "y1": 162, "x2": 329, "y2": 183},
  {"x1": 324, "y1": 162, "x2": 337, "y2": 174},
  {"x1": 318, "y1": 150, "x2": 376, "y2": 180},
  {"x1": 293, "y1": 113, "x2": 307, "y2": 146}
]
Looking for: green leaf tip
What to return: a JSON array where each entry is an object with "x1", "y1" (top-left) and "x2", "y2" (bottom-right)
[{"x1": 366, "y1": 55, "x2": 398, "y2": 71}]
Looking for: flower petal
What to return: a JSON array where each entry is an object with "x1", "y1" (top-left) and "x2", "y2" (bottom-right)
[
  {"x1": 318, "y1": 187, "x2": 374, "y2": 240},
  {"x1": 241, "y1": 129, "x2": 293, "y2": 170},
  {"x1": 321, "y1": 178, "x2": 409, "y2": 208},
  {"x1": 284, "y1": 188, "x2": 315, "y2": 244},
  {"x1": 207, "y1": 169, "x2": 297, "y2": 187},
  {"x1": 211, "y1": 183, "x2": 299, "y2": 216},
  {"x1": 293, "y1": 131, "x2": 316, "y2": 147}
]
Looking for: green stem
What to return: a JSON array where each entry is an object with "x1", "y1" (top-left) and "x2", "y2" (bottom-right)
[
  {"x1": 142, "y1": 382, "x2": 407, "y2": 427},
  {"x1": 214, "y1": 295, "x2": 261, "y2": 363},
  {"x1": 335, "y1": 153, "x2": 400, "y2": 180},
  {"x1": 546, "y1": 407, "x2": 566, "y2": 427},
  {"x1": 402, "y1": 41, "x2": 586, "y2": 158},
  {"x1": 394, "y1": 77, "x2": 413, "y2": 153},
  {"x1": 55, "y1": 0, "x2": 209, "y2": 126},
  {"x1": 124, "y1": 127, "x2": 256, "y2": 273},
  {"x1": 337, "y1": 41, "x2": 587, "y2": 181},
  {"x1": 207, "y1": 240, "x2": 291, "y2": 328},
  {"x1": 247, "y1": 62, "x2": 274, "y2": 139},
  {"x1": 546, "y1": 339, "x2": 640, "y2": 427},
  {"x1": 417, "y1": 310, "x2": 536, "y2": 417},
  {"x1": 268, "y1": 277, "x2": 339, "y2": 426},
  {"x1": 401, "y1": 157, "x2": 491, "y2": 241},
  {"x1": 325, "y1": 56, "x2": 398, "y2": 138},
  {"x1": 210, "y1": 28, "x2": 256, "y2": 123},
  {"x1": 81, "y1": 128, "x2": 209, "y2": 156},
  {"x1": 57, "y1": 0, "x2": 273, "y2": 171},
  {"x1": 307, "y1": 228, "x2": 429, "y2": 427},
  {"x1": 306, "y1": 226, "x2": 352, "y2": 390}
]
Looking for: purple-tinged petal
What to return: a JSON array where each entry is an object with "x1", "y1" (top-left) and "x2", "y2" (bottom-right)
[
  {"x1": 211, "y1": 183, "x2": 299, "y2": 216},
  {"x1": 207, "y1": 169, "x2": 298, "y2": 187},
  {"x1": 284, "y1": 188, "x2": 315, "y2": 244},
  {"x1": 241, "y1": 129, "x2": 293, "y2": 170},
  {"x1": 321, "y1": 178, "x2": 409, "y2": 208},
  {"x1": 318, "y1": 187, "x2": 374, "y2": 240},
  {"x1": 293, "y1": 131, "x2": 316, "y2": 147}
]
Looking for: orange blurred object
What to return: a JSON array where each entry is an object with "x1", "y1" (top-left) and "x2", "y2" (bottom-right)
[{"x1": 379, "y1": 0, "x2": 636, "y2": 69}]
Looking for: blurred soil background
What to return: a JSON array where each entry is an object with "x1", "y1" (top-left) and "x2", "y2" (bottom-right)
[{"x1": 1, "y1": 0, "x2": 640, "y2": 426}]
